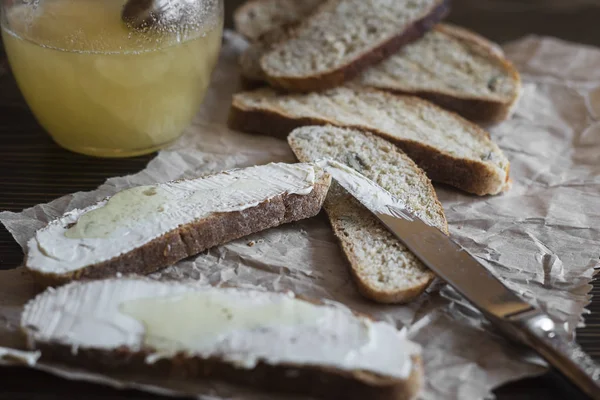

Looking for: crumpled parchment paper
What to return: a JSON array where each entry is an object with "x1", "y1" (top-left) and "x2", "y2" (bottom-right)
[{"x1": 1, "y1": 31, "x2": 600, "y2": 400}]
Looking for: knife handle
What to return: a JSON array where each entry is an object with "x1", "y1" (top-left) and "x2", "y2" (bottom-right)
[{"x1": 509, "y1": 312, "x2": 600, "y2": 399}]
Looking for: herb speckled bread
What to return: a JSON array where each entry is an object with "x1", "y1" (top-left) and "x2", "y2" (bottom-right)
[
  {"x1": 289, "y1": 126, "x2": 448, "y2": 303},
  {"x1": 228, "y1": 87, "x2": 511, "y2": 195},
  {"x1": 259, "y1": 0, "x2": 450, "y2": 91},
  {"x1": 360, "y1": 24, "x2": 521, "y2": 123}
]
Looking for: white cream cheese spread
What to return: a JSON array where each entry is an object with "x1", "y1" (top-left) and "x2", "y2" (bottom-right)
[
  {"x1": 21, "y1": 279, "x2": 420, "y2": 378},
  {"x1": 0, "y1": 347, "x2": 41, "y2": 366},
  {"x1": 318, "y1": 159, "x2": 409, "y2": 215},
  {"x1": 26, "y1": 162, "x2": 319, "y2": 274}
]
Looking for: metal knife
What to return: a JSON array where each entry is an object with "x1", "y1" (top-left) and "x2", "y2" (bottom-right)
[{"x1": 320, "y1": 160, "x2": 600, "y2": 399}]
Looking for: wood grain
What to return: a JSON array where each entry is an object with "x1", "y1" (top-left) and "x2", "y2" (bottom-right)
[{"x1": 1, "y1": 1, "x2": 599, "y2": 399}]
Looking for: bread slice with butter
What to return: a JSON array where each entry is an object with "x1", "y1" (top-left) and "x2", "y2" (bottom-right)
[
  {"x1": 25, "y1": 162, "x2": 331, "y2": 287},
  {"x1": 259, "y1": 0, "x2": 449, "y2": 91},
  {"x1": 21, "y1": 278, "x2": 424, "y2": 400},
  {"x1": 289, "y1": 125, "x2": 447, "y2": 303},
  {"x1": 228, "y1": 86, "x2": 511, "y2": 196}
]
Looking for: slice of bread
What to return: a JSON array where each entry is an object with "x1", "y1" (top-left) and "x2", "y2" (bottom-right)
[
  {"x1": 239, "y1": 25, "x2": 293, "y2": 86},
  {"x1": 228, "y1": 87, "x2": 511, "y2": 196},
  {"x1": 259, "y1": 0, "x2": 450, "y2": 92},
  {"x1": 234, "y1": 0, "x2": 323, "y2": 41},
  {"x1": 239, "y1": 21, "x2": 521, "y2": 124},
  {"x1": 22, "y1": 278, "x2": 424, "y2": 400},
  {"x1": 289, "y1": 126, "x2": 447, "y2": 303},
  {"x1": 25, "y1": 163, "x2": 331, "y2": 287},
  {"x1": 360, "y1": 24, "x2": 521, "y2": 123}
]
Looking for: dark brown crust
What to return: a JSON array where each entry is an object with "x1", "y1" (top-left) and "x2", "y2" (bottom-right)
[
  {"x1": 408, "y1": 91, "x2": 514, "y2": 125},
  {"x1": 30, "y1": 342, "x2": 423, "y2": 400},
  {"x1": 389, "y1": 135, "x2": 508, "y2": 197},
  {"x1": 228, "y1": 95, "x2": 315, "y2": 139},
  {"x1": 228, "y1": 96, "x2": 509, "y2": 196},
  {"x1": 260, "y1": 0, "x2": 450, "y2": 92},
  {"x1": 349, "y1": 261, "x2": 434, "y2": 304},
  {"x1": 26, "y1": 173, "x2": 331, "y2": 288}
]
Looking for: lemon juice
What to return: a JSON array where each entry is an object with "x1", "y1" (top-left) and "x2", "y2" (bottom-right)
[{"x1": 1, "y1": 0, "x2": 223, "y2": 157}]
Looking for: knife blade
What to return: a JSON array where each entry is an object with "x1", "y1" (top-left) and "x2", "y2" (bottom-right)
[{"x1": 319, "y1": 159, "x2": 600, "y2": 399}]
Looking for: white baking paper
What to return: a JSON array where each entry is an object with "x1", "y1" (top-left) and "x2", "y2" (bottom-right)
[{"x1": 2, "y1": 31, "x2": 600, "y2": 400}]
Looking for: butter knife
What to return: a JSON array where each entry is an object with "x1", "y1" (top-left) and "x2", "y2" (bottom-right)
[{"x1": 320, "y1": 160, "x2": 600, "y2": 399}]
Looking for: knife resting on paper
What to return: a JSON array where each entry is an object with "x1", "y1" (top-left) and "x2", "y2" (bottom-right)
[{"x1": 319, "y1": 159, "x2": 600, "y2": 400}]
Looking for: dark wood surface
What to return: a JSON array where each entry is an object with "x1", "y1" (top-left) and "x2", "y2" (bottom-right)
[{"x1": 1, "y1": 1, "x2": 600, "y2": 398}]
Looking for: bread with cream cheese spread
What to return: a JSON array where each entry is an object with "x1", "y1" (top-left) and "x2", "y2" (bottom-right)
[
  {"x1": 21, "y1": 278, "x2": 424, "y2": 400},
  {"x1": 24, "y1": 162, "x2": 331, "y2": 287}
]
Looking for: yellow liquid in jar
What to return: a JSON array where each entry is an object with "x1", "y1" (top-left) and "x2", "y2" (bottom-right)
[{"x1": 1, "y1": 0, "x2": 223, "y2": 157}]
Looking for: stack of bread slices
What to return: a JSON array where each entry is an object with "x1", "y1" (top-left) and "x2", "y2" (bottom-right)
[
  {"x1": 230, "y1": 0, "x2": 520, "y2": 303},
  {"x1": 234, "y1": 0, "x2": 521, "y2": 124},
  {"x1": 19, "y1": 2, "x2": 522, "y2": 399}
]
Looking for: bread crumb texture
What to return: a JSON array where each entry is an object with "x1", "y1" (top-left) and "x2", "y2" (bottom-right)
[
  {"x1": 290, "y1": 126, "x2": 447, "y2": 299},
  {"x1": 261, "y1": 0, "x2": 441, "y2": 77},
  {"x1": 361, "y1": 26, "x2": 519, "y2": 102},
  {"x1": 239, "y1": 86, "x2": 508, "y2": 172}
]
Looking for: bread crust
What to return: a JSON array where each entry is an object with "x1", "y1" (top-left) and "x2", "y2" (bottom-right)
[
  {"x1": 26, "y1": 173, "x2": 331, "y2": 288},
  {"x1": 29, "y1": 342, "x2": 423, "y2": 400},
  {"x1": 23, "y1": 286, "x2": 423, "y2": 400},
  {"x1": 260, "y1": 0, "x2": 450, "y2": 92},
  {"x1": 228, "y1": 92, "x2": 510, "y2": 196}
]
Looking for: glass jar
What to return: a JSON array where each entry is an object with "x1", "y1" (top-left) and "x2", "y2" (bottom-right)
[{"x1": 1, "y1": 0, "x2": 224, "y2": 157}]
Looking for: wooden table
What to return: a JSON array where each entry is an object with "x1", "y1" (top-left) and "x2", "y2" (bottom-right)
[{"x1": 1, "y1": 1, "x2": 599, "y2": 398}]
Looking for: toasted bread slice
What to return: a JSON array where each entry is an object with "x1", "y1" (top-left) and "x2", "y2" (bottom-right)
[
  {"x1": 22, "y1": 278, "x2": 424, "y2": 400},
  {"x1": 289, "y1": 126, "x2": 447, "y2": 303},
  {"x1": 360, "y1": 24, "x2": 521, "y2": 123},
  {"x1": 228, "y1": 87, "x2": 510, "y2": 195},
  {"x1": 233, "y1": 0, "x2": 322, "y2": 41},
  {"x1": 259, "y1": 0, "x2": 449, "y2": 91},
  {"x1": 25, "y1": 163, "x2": 331, "y2": 287}
]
